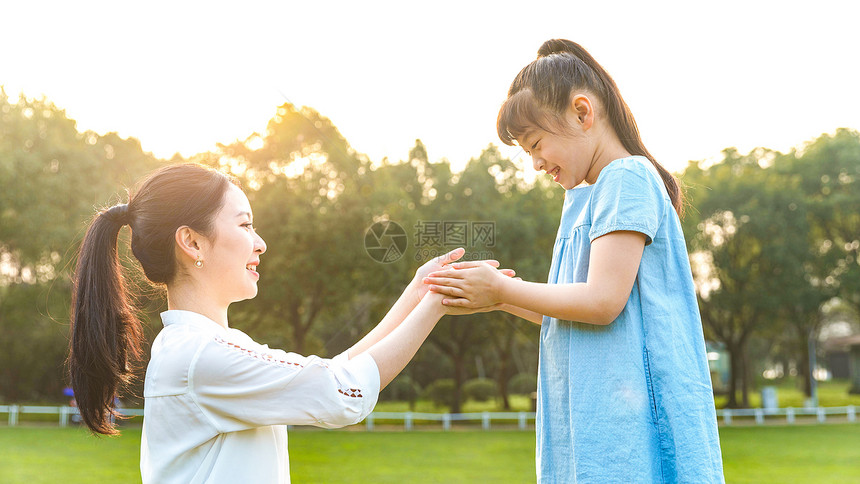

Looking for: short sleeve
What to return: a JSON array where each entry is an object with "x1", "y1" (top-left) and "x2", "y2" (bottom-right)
[
  {"x1": 588, "y1": 158, "x2": 666, "y2": 245},
  {"x1": 189, "y1": 336, "x2": 380, "y2": 432}
]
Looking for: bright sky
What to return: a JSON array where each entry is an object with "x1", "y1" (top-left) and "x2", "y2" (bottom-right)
[{"x1": 2, "y1": 1, "x2": 858, "y2": 174}]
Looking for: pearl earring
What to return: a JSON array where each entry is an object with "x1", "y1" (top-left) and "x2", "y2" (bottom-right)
[{"x1": 195, "y1": 256, "x2": 203, "y2": 268}]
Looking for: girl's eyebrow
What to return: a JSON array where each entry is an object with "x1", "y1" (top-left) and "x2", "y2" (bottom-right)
[
  {"x1": 236, "y1": 211, "x2": 252, "y2": 218},
  {"x1": 519, "y1": 130, "x2": 536, "y2": 148}
]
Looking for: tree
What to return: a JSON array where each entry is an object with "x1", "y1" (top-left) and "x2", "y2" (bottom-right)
[
  {"x1": 219, "y1": 103, "x2": 375, "y2": 355},
  {"x1": 771, "y1": 130, "x2": 860, "y2": 396},
  {"x1": 682, "y1": 148, "x2": 805, "y2": 406},
  {"x1": 681, "y1": 135, "x2": 856, "y2": 405},
  {"x1": 0, "y1": 90, "x2": 160, "y2": 402}
]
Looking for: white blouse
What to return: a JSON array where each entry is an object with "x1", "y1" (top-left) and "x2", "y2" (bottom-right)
[{"x1": 141, "y1": 310, "x2": 380, "y2": 483}]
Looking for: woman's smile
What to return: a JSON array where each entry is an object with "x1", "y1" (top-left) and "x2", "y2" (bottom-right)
[{"x1": 246, "y1": 261, "x2": 260, "y2": 280}]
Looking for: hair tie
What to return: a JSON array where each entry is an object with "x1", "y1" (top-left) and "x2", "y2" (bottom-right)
[{"x1": 103, "y1": 203, "x2": 130, "y2": 226}]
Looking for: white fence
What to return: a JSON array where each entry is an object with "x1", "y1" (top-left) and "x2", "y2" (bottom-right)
[
  {"x1": 0, "y1": 405, "x2": 144, "y2": 427},
  {"x1": 715, "y1": 406, "x2": 857, "y2": 425},
  {"x1": 364, "y1": 412, "x2": 535, "y2": 431},
  {"x1": 1, "y1": 405, "x2": 857, "y2": 430},
  {"x1": 0, "y1": 405, "x2": 532, "y2": 431}
]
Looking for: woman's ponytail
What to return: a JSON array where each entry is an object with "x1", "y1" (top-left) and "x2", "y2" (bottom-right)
[
  {"x1": 67, "y1": 163, "x2": 235, "y2": 435},
  {"x1": 499, "y1": 39, "x2": 685, "y2": 216},
  {"x1": 68, "y1": 203, "x2": 143, "y2": 435}
]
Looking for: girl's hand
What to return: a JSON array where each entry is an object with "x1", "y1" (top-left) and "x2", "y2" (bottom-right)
[
  {"x1": 413, "y1": 248, "x2": 501, "y2": 301},
  {"x1": 424, "y1": 261, "x2": 512, "y2": 309},
  {"x1": 422, "y1": 284, "x2": 509, "y2": 316}
]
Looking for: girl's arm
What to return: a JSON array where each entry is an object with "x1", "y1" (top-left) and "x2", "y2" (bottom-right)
[{"x1": 425, "y1": 231, "x2": 646, "y2": 326}]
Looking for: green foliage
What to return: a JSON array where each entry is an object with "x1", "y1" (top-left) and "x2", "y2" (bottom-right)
[
  {"x1": 422, "y1": 379, "x2": 457, "y2": 408},
  {"x1": 680, "y1": 132, "x2": 860, "y2": 406},
  {"x1": 0, "y1": 90, "x2": 162, "y2": 402},
  {"x1": 508, "y1": 373, "x2": 538, "y2": 395},
  {"x1": 462, "y1": 378, "x2": 497, "y2": 402}
]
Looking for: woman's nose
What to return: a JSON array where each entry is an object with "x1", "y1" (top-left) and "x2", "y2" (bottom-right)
[{"x1": 255, "y1": 234, "x2": 267, "y2": 254}]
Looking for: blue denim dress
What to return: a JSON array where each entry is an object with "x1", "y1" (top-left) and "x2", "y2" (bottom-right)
[{"x1": 536, "y1": 157, "x2": 724, "y2": 483}]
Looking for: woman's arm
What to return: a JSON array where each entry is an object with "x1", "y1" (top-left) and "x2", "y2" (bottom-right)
[
  {"x1": 347, "y1": 248, "x2": 466, "y2": 358},
  {"x1": 346, "y1": 277, "x2": 426, "y2": 358},
  {"x1": 425, "y1": 231, "x2": 646, "y2": 326},
  {"x1": 365, "y1": 292, "x2": 447, "y2": 388},
  {"x1": 349, "y1": 248, "x2": 512, "y2": 357},
  {"x1": 499, "y1": 303, "x2": 544, "y2": 325}
]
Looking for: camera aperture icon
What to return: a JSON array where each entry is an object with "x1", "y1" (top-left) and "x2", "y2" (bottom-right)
[{"x1": 364, "y1": 221, "x2": 407, "y2": 263}]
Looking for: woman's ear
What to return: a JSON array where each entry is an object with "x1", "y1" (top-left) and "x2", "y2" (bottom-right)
[
  {"x1": 174, "y1": 226, "x2": 204, "y2": 265},
  {"x1": 569, "y1": 94, "x2": 595, "y2": 131}
]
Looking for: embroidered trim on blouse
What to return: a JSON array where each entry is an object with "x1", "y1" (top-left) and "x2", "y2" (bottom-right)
[
  {"x1": 338, "y1": 388, "x2": 363, "y2": 398},
  {"x1": 214, "y1": 335, "x2": 303, "y2": 368},
  {"x1": 213, "y1": 335, "x2": 364, "y2": 398}
]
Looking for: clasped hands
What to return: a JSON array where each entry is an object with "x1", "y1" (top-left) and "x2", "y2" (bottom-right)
[{"x1": 413, "y1": 247, "x2": 517, "y2": 315}]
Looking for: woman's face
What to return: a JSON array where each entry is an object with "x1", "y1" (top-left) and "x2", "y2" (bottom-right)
[{"x1": 201, "y1": 184, "x2": 267, "y2": 305}]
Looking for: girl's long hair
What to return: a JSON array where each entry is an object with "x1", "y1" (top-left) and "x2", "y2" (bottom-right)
[
  {"x1": 497, "y1": 39, "x2": 684, "y2": 215},
  {"x1": 68, "y1": 163, "x2": 234, "y2": 435}
]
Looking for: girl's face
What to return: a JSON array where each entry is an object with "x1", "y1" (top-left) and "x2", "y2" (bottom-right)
[
  {"x1": 517, "y1": 95, "x2": 599, "y2": 190},
  {"x1": 201, "y1": 184, "x2": 267, "y2": 305}
]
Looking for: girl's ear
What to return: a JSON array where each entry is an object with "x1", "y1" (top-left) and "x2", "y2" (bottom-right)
[{"x1": 569, "y1": 94, "x2": 595, "y2": 131}]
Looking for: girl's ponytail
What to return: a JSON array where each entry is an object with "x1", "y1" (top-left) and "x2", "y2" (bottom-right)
[
  {"x1": 68, "y1": 203, "x2": 143, "y2": 435},
  {"x1": 500, "y1": 39, "x2": 685, "y2": 216}
]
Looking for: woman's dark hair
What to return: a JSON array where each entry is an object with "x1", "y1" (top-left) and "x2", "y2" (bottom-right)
[
  {"x1": 497, "y1": 39, "x2": 684, "y2": 215},
  {"x1": 68, "y1": 163, "x2": 236, "y2": 435}
]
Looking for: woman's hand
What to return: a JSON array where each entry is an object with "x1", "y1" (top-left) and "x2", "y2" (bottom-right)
[
  {"x1": 420, "y1": 284, "x2": 507, "y2": 316},
  {"x1": 424, "y1": 260, "x2": 514, "y2": 309},
  {"x1": 412, "y1": 248, "x2": 465, "y2": 301},
  {"x1": 442, "y1": 301, "x2": 506, "y2": 316},
  {"x1": 412, "y1": 248, "x2": 504, "y2": 301}
]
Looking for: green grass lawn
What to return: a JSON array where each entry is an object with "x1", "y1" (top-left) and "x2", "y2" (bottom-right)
[{"x1": 1, "y1": 424, "x2": 859, "y2": 483}]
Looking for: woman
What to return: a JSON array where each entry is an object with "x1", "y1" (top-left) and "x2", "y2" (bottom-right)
[{"x1": 68, "y1": 162, "x2": 507, "y2": 483}]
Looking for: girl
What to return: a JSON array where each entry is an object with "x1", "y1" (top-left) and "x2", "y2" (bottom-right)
[
  {"x1": 67, "y1": 163, "x2": 505, "y2": 483},
  {"x1": 424, "y1": 39, "x2": 725, "y2": 483}
]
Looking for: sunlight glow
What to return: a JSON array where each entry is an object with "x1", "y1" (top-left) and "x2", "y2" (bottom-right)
[{"x1": 1, "y1": 1, "x2": 858, "y2": 172}]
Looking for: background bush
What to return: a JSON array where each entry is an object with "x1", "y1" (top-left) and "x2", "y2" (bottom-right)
[
  {"x1": 380, "y1": 374, "x2": 421, "y2": 403},
  {"x1": 508, "y1": 373, "x2": 537, "y2": 395},
  {"x1": 463, "y1": 378, "x2": 497, "y2": 402},
  {"x1": 423, "y1": 379, "x2": 456, "y2": 408}
]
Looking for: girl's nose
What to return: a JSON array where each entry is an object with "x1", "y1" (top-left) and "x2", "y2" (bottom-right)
[{"x1": 532, "y1": 155, "x2": 544, "y2": 172}]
